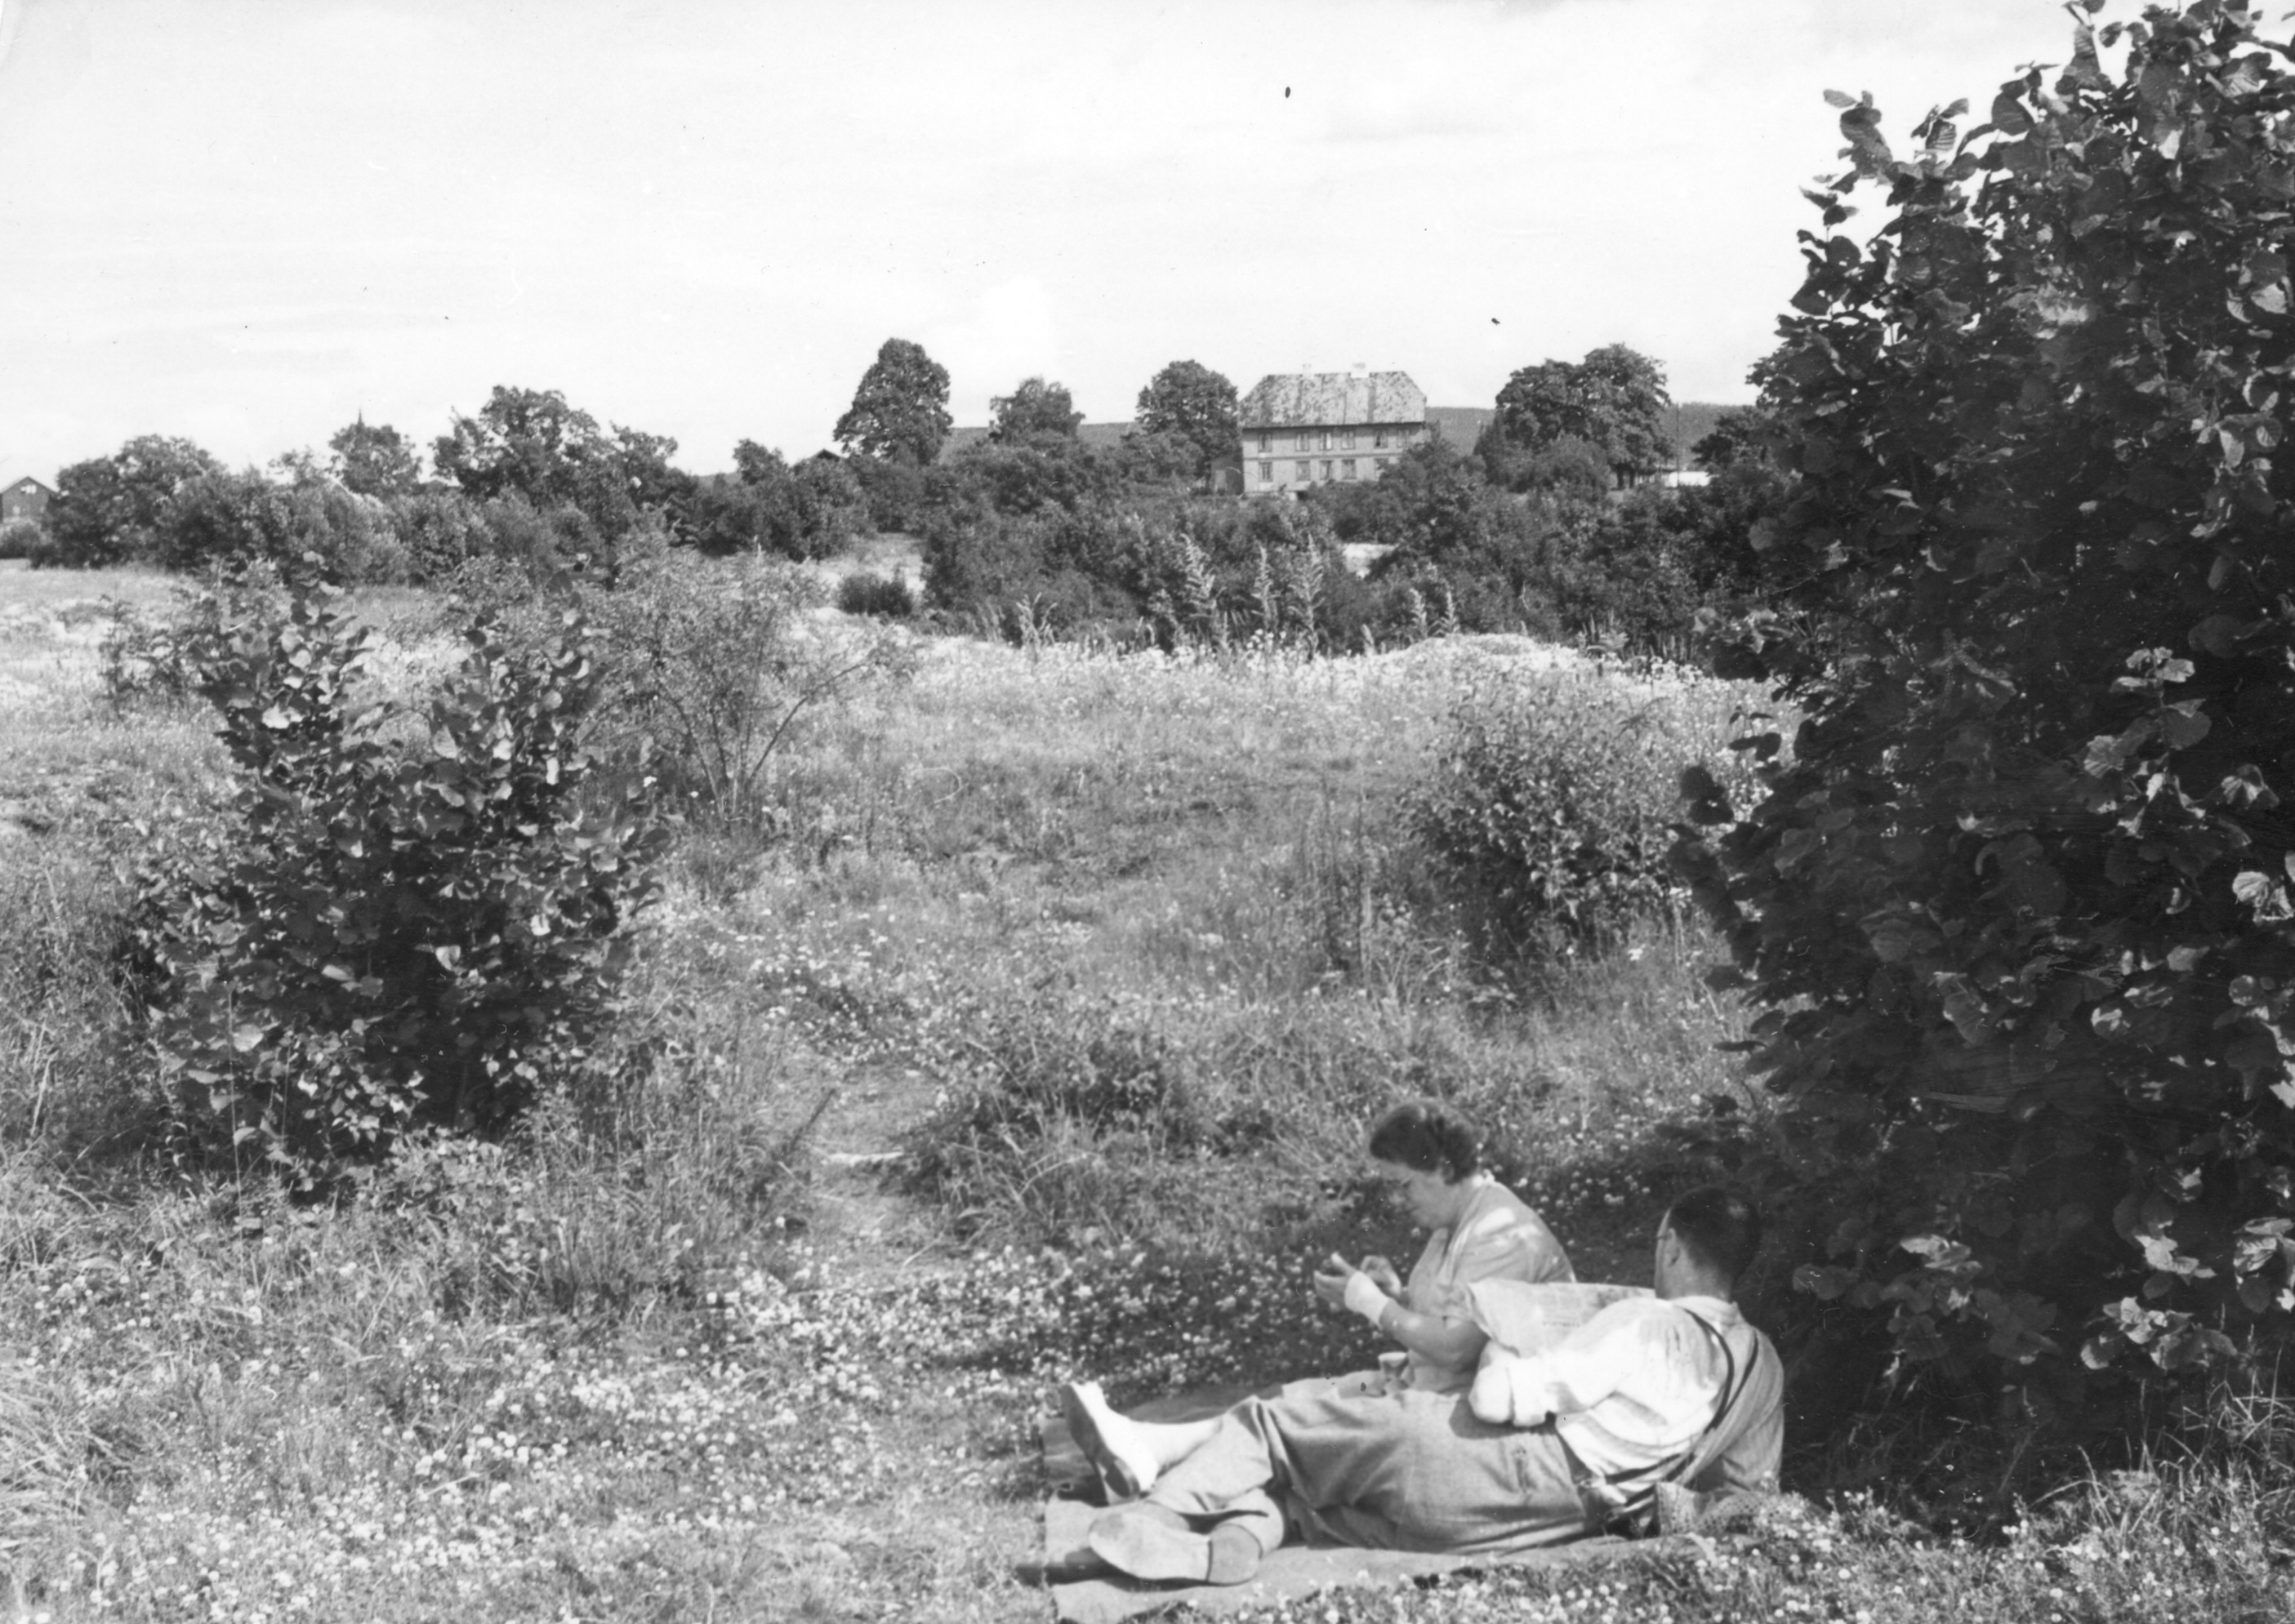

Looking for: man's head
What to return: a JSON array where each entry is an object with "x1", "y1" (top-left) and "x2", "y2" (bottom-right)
[{"x1": 1654, "y1": 1186, "x2": 1762, "y2": 1297}]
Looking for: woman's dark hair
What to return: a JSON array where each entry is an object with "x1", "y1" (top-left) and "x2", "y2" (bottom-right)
[
  {"x1": 1664, "y1": 1186, "x2": 1763, "y2": 1284},
  {"x1": 1367, "y1": 1101, "x2": 1484, "y2": 1183}
]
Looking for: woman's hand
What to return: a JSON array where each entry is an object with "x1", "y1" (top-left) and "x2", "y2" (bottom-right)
[
  {"x1": 1358, "y1": 1255, "x2": 1404, "y2": 1298},
  {"x1": 1311, "y1": 1252, "x2": 1357, "y2": 1309}
]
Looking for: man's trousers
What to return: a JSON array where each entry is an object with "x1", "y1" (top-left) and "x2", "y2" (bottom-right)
[{"x1": 1143, "y1": 1385, "x2": 1593, "y2": 1556}]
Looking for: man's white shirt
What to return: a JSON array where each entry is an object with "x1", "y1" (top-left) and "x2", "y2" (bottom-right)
[{"x1": 1469, "y1": 1294, "x2": 1744, "y2": 1481}]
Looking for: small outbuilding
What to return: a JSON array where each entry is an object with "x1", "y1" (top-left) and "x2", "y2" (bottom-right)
[{"x1": 1, "y1": 475, "x2": 54, "y2": 524}]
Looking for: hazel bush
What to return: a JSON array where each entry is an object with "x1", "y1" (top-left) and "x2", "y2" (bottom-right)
[
  {"x1": 127, "y1": 585, "x2": 666, "y2": 1185},
  {"x1": 1683, "y1": 1, "x2": 2295, "y2": 1417}
]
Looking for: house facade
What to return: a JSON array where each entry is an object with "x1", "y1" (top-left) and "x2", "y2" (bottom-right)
[
  {"x1": 1237, "y1": 367, "x2": 1427, "y2": 495},
  {"x1": 1, "y1": 476, "x2": 53, "y2": 525}
]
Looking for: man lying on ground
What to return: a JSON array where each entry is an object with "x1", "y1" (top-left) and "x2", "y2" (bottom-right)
[
  {"x1": 1060, "y1": 1099, "x2": 1573, "y2": 1502},
  {"x1": 1069, "y1": 1186, "x2": 1780, "y2": 1586}
]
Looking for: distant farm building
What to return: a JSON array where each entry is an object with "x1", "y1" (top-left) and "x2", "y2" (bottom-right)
[
  {"x1": 1238, "y1": 367, "x2": 1427, "y2": 495},
  {"x1": 1423, "y1": 405, "x2": 1495, "y2": 452},
  {"x1": 937, "y1": 423, "x2": 1134, "y2": 460},
  {"x1": 2, "y1": 476, "x2": 53, "y2": 525}
]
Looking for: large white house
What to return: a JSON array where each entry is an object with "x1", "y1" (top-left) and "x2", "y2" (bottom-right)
[{"x1": 1237, "y1": 367, "x2": 1429, "y2": 495}]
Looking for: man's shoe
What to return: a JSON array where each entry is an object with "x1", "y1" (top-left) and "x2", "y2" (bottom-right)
[
  {"x1": 1087, "y1": 1504, "x2": 1260, "y2": 1586},
  {"x1": 1059, "y1": 1382, "x2": 1148, "y2": 1502}
]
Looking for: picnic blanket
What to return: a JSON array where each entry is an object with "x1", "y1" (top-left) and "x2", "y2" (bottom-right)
[{"x1": 1036, "y1": 1386, "x2": 1702, "y2": 1624}]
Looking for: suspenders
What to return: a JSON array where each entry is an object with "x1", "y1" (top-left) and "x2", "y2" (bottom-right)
[{"x1": 1575, "y1": 1307, "x2": 1758, "y2": 1530}]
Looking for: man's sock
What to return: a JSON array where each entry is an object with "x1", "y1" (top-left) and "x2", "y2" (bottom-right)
[
  {"x1": 1058, "y1": 1382, "x2": 1161, "y2": 1500},
  {"x1": 1086, "y1": 1503, "x2": 1263, "y2": 1586}
]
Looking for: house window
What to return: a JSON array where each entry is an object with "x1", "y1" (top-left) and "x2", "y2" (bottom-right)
[
  {"x1": 1373, "y1": 428, "x2": 1389, "y2": 449},
  {"x1": 1257, "y1": 434, "x2": 1271, "y2": 454},
  {"x1": 1319, "y1": 429, "x2": 1333, "y2": 452},
  {"x1": 1258, "y1": 461, "x2": 1274, "y2": 484},
  {"x1": 1342, "y1": 459, "x2": 1357, "y2": 479},
  {"x1": 1295, "y1": 461, "x2": 1311, "y2": 481},
  {"x1": 1340, "y1": 429, "x2": 1356, "y2": 450},
  {"x1": 1318, "y1": 460, "x2": 1333, "y2": 481}
]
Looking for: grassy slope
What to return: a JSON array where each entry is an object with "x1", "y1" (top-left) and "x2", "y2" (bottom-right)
[{"x1": 0, "y1": 563, "x2": 2283, "y2": 1622}]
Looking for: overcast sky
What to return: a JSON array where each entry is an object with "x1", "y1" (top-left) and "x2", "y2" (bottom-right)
[{"x1": 0, "y1": 0, "x2": 2085, "y2": 483}]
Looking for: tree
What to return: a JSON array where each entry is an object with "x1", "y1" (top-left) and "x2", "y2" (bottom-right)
[
  {"x1": 1134, "y1": 359, "x2": 1239, "y2": 474},
  {"x1": 432, "y1": 385, "x2": 679, "y2": 538},
  {"x1": 1681, "y1": 2, "x2": 2295, "y2": 1422},
  {"x1": 990, "y1": 376, "x2": 1083, "y2": 443},
  {"x1": 938, "y1": 433, "x2": 1117, "y2": 518},
  {"x1": 153, "y1": 463, "x2": 404, "y2": 584},
  {"x1": 685, "y1": 442, "x2": 862, "y2": 561},
  {"x1": 1353, "y1": 438, "x2": 1560, "y2": 630},
  {"x1": 834, "y1": 338, "x2": 952, "y2": 467},
  {"x1": 788, "y1": 455, "x2": 867, "y2": 558},
  {"x1": 1689, "y1": 407, "x2": 1778, "y2": 473},
  {"x1": 42, "y1": 435, "x2": 226, "y2": 568},
  {"x1": 328, "y1": 418, "x2": 422, "y2": 498},
  {"x1": 613, "y1": 425, "x2": 698, "y2": 516},
  {"x1": 1492, "y1": 345, "x2": 1673, "y2": 487}
]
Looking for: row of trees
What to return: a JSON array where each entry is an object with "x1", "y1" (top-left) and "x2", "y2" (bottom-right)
[
  {"x1": 20, "y1": 330, "x2": 1762, "y2": 660},
  {"x1": 21, "y1": 347, "x2": 1257, "y2": 587},
  {"x1": 835, "y1": 333, "x2": 1780, "y2": 653},
  {"x1": 29, "y1": 389, "x2": 871, "y2": 581},
  {"x1": 827, "y1": 340, "x2": 1245, "y2": 533}
]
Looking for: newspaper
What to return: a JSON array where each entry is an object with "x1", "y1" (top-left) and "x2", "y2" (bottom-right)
[{"x1": 1466, "y1": 1280, "x2": 1653, "y2": 1356}]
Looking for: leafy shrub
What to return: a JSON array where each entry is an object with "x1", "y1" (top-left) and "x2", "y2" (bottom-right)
[
  {"x1": 1682, "y1": 3, "x2": 2295, "y2": 1420},
  {"x1": 97, "y1": 563, "x2": 293, "y2": 709},
  {"x1": 47, "y1": 459, "x2": 408, "y2": 585},
  {"x1": 1410, "y1": 667, "x2": 1729, "y2": 969},
  {"x1": 469, "y1": 494, "x2": 602, "y2": 581},
  {"x1": 40, "y1": 436, "x2": 224, "y2": 568},
  {"x1": 684, "y1": 445, "x2": 867, "y2": 562},
  {"x1": 581, "y1": 551, "x2": 910, "y2": 825},
  {"x1": 1315, "y1": 434, "x2": 1780, "y2": 655},
  {"x1": 388, "y1": 489, "x2": 491, "y2": 582},
  {"x1": 127, "y1": 585, "x2": 666, "y2": 1185},
  {"x1": 847, "y1": 452, "x2": 928, "y2": 533},
  {"x1": 0, "y1": 518, "x2": 43, "y2": 560},
  {"x1": 836, "y1": 568, "x2": 916, "y2": 618}
]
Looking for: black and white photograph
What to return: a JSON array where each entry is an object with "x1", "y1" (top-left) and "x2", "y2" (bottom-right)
[{"x1": 1, "y1": 1, "x2": 2287, "y2": 1618}]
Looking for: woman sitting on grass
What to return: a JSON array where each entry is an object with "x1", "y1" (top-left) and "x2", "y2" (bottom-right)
[{"x1": 1063, "y1": 1099, "x2": 1573, "y2": 1499}]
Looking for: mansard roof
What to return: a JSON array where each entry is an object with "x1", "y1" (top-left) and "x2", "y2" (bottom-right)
[{"x1": 1238, "y1": 372, "x2": 1425, "y2": 429}]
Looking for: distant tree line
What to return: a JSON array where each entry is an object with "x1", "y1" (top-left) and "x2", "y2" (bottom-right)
[
  {"x1": 25, "y1": 387, "x2": 871, "y2": 585},
  {"x1": 1312, "y1": 341, "x2": 1785, "y2": 657},
  {"x1": 21, "y1": 336, "x2": 1786, "y2": 662},
  {"x1": 884, "y1": 337, "x2": 1786, "y2": 659}
]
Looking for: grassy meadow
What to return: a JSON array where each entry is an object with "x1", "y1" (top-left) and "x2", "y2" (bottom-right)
[{"x1": 0, "y1": 557, "x2": 2285, "y2": 1622}]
